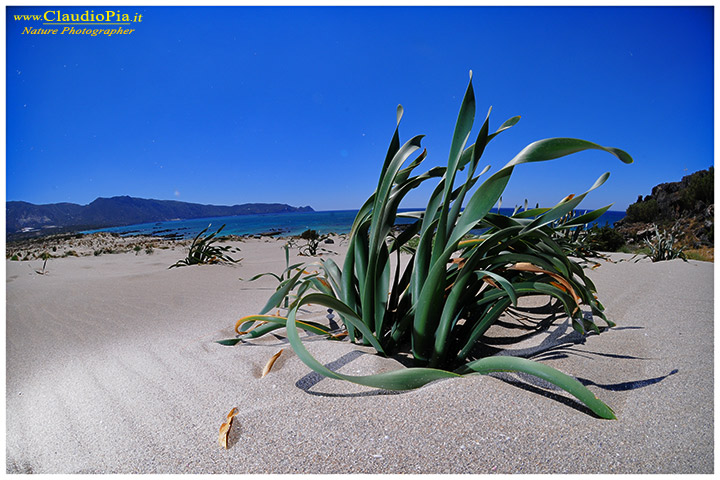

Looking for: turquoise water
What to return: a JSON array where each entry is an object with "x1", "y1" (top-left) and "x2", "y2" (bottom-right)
[{"x1": 83, "y1": 208, "x2": 626, "y2": 239}]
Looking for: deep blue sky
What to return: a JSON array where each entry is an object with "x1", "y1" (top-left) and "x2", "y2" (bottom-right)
[{"x1": 6, "y1": 6, "x2": 714, "y2": 212}]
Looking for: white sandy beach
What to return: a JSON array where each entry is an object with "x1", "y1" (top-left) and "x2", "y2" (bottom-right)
[{"x1": 5, "y1": 236, "x2": 714, "y2": 474}]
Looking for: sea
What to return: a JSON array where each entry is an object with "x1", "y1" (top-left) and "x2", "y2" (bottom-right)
[{"x1": 82, "y1": 208, "x2": 626, "y2": 240}]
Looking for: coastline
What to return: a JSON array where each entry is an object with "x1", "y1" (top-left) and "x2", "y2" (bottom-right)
[{"x1": 5, "y1": 236, "x2": 714, "y2": 473}]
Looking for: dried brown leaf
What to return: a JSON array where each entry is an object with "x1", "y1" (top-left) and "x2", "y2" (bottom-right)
[
  {"x1": 261, "y1": 349, "x2": 284, "y2": 378},
  {"x1": 509, "y1": 262, "x2": 582, "y2": 308},
  {"x1": 218, "y1": 407, "x2": 239, "y2": 449}
]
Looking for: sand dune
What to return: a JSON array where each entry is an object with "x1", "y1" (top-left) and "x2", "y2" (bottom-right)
[{"x1": 5, "y1": 237, "x2": 713, "y2": 473}]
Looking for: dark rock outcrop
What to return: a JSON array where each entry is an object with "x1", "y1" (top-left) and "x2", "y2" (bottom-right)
[{"x1": 615, "y1": 167, "x2": 713, "y2": 247}]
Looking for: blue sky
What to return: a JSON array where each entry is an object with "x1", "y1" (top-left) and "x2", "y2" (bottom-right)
[{"x1": 6, "y1": 6, "x2": 714, "y2": 212}]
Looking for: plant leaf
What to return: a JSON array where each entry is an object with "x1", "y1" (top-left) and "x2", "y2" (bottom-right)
[
  {"x1": 218, "y1": 407, "x2": 239, "y2": 449},
  {"x1": 455, "y1": 356, "x2": 616, "y2": 419},
  {"x1": 262, "y1": 349, "x2": 284, "y2": 377}
]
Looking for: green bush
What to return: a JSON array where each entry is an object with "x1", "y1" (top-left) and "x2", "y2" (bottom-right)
[
  {"x1": 626, "y1": 198, "x2": 659, "y2": 223},
  {"x1": 587, "y1": 225, "x2": 626, "y2": 252},
  {"x1": 680, "y1": 167, "x2": 713, "y2": 210},
  {"x1": 220, "y1": 75, "x2": 632, "y2": 419},
  {"x1": 297, "y1": 229, "x2": 329, "y2": 256}
]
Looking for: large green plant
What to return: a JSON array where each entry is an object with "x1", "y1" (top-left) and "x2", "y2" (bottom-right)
[{"x1": 220, "y1": 74, "x2": 632, "y2": 419}]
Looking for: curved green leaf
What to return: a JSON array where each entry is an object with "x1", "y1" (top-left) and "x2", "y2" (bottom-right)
[{"x1": 455, "y1": 356, "x2": 616, "y2": 419}]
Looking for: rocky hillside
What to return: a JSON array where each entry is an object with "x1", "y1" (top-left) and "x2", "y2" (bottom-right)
[{"x1": 615, "y1": 167, "x2": 713, "y2": 248}]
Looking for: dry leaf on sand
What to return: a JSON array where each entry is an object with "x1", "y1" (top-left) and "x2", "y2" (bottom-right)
[
  {"x1": 261, "y1": 349, "x2": 284, "y2": 378},
  {"x1": 218, "y1": 407, "x2": 239, "y2": 449}
]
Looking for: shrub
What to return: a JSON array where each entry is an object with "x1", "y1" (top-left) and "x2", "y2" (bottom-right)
[
  {"x1": 220, "y1": 74, "x2": 632, "y2": 419},
  {"x1": 626, "y1": 198, "x2": 659, "y2": 223},
  {"x1": 680, "y1": 167, "x2": 713, "y2": 210},
  {"x1": 587, "y1": 225, "x2": 626, "y2": 252},
  {"x1": 169, "y1": 224, "x2": 240, "y2": 268},
  {"x1": 298, "y1": 229, "x2": 331, "y2": 256}
]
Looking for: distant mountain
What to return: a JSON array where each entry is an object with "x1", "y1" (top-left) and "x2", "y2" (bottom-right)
[{"x1": 6, "y1": 196, "x2": 314, "y2": 237}]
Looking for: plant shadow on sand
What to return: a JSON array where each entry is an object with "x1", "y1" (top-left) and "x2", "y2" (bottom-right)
[{"x1": 287, "y1": 298, "x2": 678, "y2": 415}]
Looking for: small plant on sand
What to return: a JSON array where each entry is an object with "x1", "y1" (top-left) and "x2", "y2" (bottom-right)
[
  {"x1": 220, "y1": 74, "x2": 632, "y2": 419},
  {"x1": 297, "y1": 229, "x2": 332, "y2": 256},
  {"x1": 169, "y1": 224, "x2": 240, "y2": 268},
  {"x1": 643, "y1": 224, "x2": 687, "y2": 262},
  {"x1": 35, "y1": 251, "x2": 51, "y2": 275}
]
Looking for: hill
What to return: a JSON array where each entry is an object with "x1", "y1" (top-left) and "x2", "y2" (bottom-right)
[
  {"x1": 7, "y1": 196, "x2": 314, "y2": 239},
  {"x1": 615, "y1": 167, "x2": 713, "y2": 248}
]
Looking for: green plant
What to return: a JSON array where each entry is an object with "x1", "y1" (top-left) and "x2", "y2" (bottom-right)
[
  {"x1": 684, "y1": 246, "x2": 713, "y2": 262},
  {"x1": 626, "y1": 197, "x2": 659, "y2": 223},
  {"x1": 169, "y1": 224, "x2": 240, "y2": 268},
  {"x1": 297, "y1": 229, "x2": 331, "y2": 256},
  {"x1": 643, "y1": 224, "x2": 687, "y2": 262},
  {"x1": 36, "y1": 251, "x2": 51, "y2": 274},
  {"x1": 220, "y1": 75, "x2": 632, "y2": 419},
  {"x1": 551, "y1": 209, "x2": 606, "y2": 261},
  {"x1": 680, "y1": 166, "x2": 713, "y2": 210},
  {"x1": 586, "y1": 225, "x2": 626, "y2": 252},
  {"x1": 243, "y1": 242, "x2": 304, "y2": 310}
]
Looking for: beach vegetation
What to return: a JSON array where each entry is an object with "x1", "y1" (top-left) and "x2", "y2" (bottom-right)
[
  {"x1": 36, "y1": 251, "x2": 51, "y2": 275},
  {"x1": 684, "y1": 246, "x2": 714, "y2": 262},
  {"x1": 551, "y1": 210, "x2": 601, "y2": 261},
  {"x1": 297, "y1": 229, "x2": 332, "y2": 256},
  {"x1": 243, "y1": 242, "x2": 302, "y2": 309},
  {"x1": 221, "y1": 74, "x2": 632, "y2": 419},
  {"x1": 626, "y1": 197, "x2": 659, "y2": 223},
  {"x1": 169, "y1": 224, "x2": 240, "y2": 268},
  {"x1": 643, "y1": 224, "x2": 687, "y2": 262},
  {"x1": 586, "y1": 225, "x2": 626, "y2": 252},
  {"x1": 680, "y1": 166, "x2": 713, "y2": 211}
]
